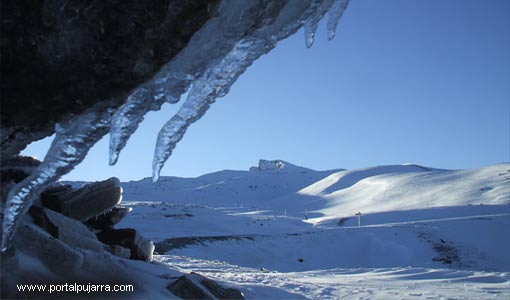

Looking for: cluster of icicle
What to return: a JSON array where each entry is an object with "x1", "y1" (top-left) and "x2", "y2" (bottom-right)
[
  {"x1": 1, "y1": 0, "x2": 349, "y2": 252},
  {"x1": 1, "y1": 103, "x2": 114, "y2": 251}
]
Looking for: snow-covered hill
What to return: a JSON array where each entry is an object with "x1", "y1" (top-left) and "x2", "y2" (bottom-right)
[
  {"x1": 63, "y1": 160, "x2": 510, "y2": 299},
  {"x1": 72, "y1": 160, "x2": 510, "y2": 299},
  {"x1": 120, "y1": 159, "x2": 341, "y2": 208},
  {"x1": 119, "y1": 160, "x2": 509, "y2": 218}
]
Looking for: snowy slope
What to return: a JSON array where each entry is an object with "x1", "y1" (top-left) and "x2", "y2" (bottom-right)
[
  {"x1": 301, "y1": 163, "x2": 510, "y2": 224},
  {"x1": 119, "y1": 161, "x2": 509, "y2": 218},
  {"x1": 74, "y1": 161, "x2": 510, "y2": 299},
  {"x1": 121, "y1": 159, "x2": 341, "y2": 208}
]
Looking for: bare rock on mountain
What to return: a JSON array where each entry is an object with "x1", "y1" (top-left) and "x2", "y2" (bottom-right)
[
  {"x1": 192, "y1": 272, "x2": 245, "y2": 300},
  {"x1": 167, "y1": 275, "x2": 213, "y2": 300},
  {"x1": 29, "y1": 206, "x2": 104, "y2": 252},
  {"x1": 40, "y1": 177, "x2": 122, "y2": 221},
  {"x1": 167, "y1": 272, "x2": 245, "y2": 300},
  {"x1": 39, "y1": 184, "x2": 74, "y2": 210},
  {"x1": 97, "y1": 228, "x2": 154, "y2": 262},
  {"x1": 108, "y1": 244, "x2": 132, "y2": 259},
  {"x1": 13, "y1": 222, "x2": 84, "y2": 274},
  {"x1": 85, "y1": 206, "x2": 133, "y2": 230},
  {"x1": 253, "y1": 159, "x2": 286, "y2": 171},
  {"x1": 0, "y1": 156, "x2": 42, "y2": 182}
]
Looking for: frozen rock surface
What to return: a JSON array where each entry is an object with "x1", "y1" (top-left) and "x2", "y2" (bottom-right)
[
  {"x1": 167, "y1": 272, "x2": 245, "y2": 300},
  {"x1": 258, "y1": 159, "x2": 287, "y2": 171},
  {"x1": 41, "y1": 177, "x2": 122, "y2": 222},
  {"x1": 167, "y1": 275, "x2": 213, "y2": 300},
  {"x1": 1, "y1": 175, "x2": 165, "y2": 297},
  {"x1": 13, "y1": 222, "x2": 84, "y2": 274},
  {"x1": 85, "y1": 206, "x2": 133, "y2": 229},
  {"x1": 97, "y1": 228, "x2": 154, "y2": 262},
  {"x1": 44, "y1": 208, "x2": 104, "y2": 252}
]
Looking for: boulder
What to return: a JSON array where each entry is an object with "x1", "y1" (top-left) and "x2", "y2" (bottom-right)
[
  {"x1": 1, "y1": 180, "x2": 16, "y2": 203},
  {"x1": 0, "y1": 156, "x2": 42, "y2": 185},
  {"x1": 13, "y1": 222, "x2": 84, "y2": 274},
  {"x1": 79, "y1": 250, "x2": 137, "y2": 285},
  {"x1": 40, "y1": 177, "x2": 122, "y2": 221},
  {"x1": 29, "y1": 206, "x2": 104, "y2": 252},
  {"x1": 97, "y1": 228, "x2": 154, "y2": 262},
  {"x1": 39, "y1": 184, "x2": 74, "y2": 211},
  {"x1": 1, "y1": 155, "x2": 41, "y2": 173},
  {"x1": 167, "y1": 275, "x2": 213, "y2": 300},
  {"x1": 45, "y1": 208, "x2": 105, "y2": 252},
  {"x1": 108, "y1": 244, "x2": 132, "y2": 259},
  {"x1": 85, "y1": 206, "x2": 132, "y2": 230},
  {"x1": 193, "y1": 273, "x2": 245, "y2": 300},
  {"x1": 167, "y1": 273, "x2": 245, "y2": 300},
  {"x1": 28, "y1": 205, "x2": 59, "y2": 238}
]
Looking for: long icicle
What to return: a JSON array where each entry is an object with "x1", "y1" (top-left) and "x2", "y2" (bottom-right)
[
  {"x1": 327, "y1": 0, "x2": 350, "y2": 40},
  {"x1": 152, "y1": 38, "x2": 268, "y2": 183},
  {"x1": 304, "y1": 0, "x2": 333, "y2": 48},
  {"x1": 304, "y1": 17, "x2": 320, "y2": 48},
  {"x1": 1, "y1": 103, "x2": 114, "y2": 252},
  {"x1": 109, "y1": 87, "x2": 154, "y2": 165},
  {"x1": 108, "y1": 0, "x2": 261, "y2": 166},
  {"x1": 152, "y1": 0, "x2": 339, "y2": 182}
]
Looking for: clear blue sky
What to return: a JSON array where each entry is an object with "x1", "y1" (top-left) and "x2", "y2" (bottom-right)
[{"x1": 23, "y1": 0, "x2": 509, "y2": 181}]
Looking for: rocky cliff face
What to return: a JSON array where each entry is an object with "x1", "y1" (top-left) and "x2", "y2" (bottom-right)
[
  {"x1": 256, "y1": 159, "x2": 287, "y2": 171},
  {"x1": 1, "y1": 0, "x2": 217, "y2": 161}
]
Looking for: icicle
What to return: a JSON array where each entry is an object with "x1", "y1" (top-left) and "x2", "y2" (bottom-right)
[
  {"x1": 304, "y1": 18, "x2": 319, "y2": 48},
  {"x1": 108, "y1": 72, "x2": 199, "y2": 166},
  {"x1": 111, "y1": 0, "x2": 349, "y2": 171},
  {"x1": 152, "y1": 37, "x2": 273, "y2": 183},
  {"x1": 109, "y1": 87, "x2": 154, "y2": 165},
  {"x1": 1, "y1": 103, "x2": 113, "y2": 252},
  {"x1": 152, "y1": 0, "x2": 342, "y2": 182},
  {"x1": 327, "y1": 0, "x2": 350, "y2": 40},
  {"x1": 303, "y1": 0, "x2": 336, "y2": 48},
  {"x1": 303, "y1": 0, "x2": 322, "y2": 48},
  {"x1": 108, "y1": 0, "x2": 261, "y2": 166}
]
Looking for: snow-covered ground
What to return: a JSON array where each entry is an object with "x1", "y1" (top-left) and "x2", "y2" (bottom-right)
[{"x1": 112, "y1": 161, "x2": 510, "y2": 299}]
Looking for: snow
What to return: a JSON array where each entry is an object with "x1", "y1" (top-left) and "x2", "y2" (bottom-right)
[
  {"x1": 163, "y1": 257, "x2": 509, "y2": 300},
  {"x1": 110, "y1": 161, "x2": 510, "y2": 299}
]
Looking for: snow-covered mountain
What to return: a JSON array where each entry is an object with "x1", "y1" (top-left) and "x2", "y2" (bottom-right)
[
  {"x1": 119, "y1": 160, "x2": 509, "y2": 218},
  {"x1": 70, "y1": 160, "x2": 510, "y2": 299},
  {"x1": 121, "y1": 159, "x2": 340, "y2": 208}
]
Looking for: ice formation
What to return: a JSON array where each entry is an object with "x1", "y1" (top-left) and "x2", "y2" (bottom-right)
[
  {"x1": 2, "y1": 0, "x2": 351, "y2": 250},
  {"x1": 108, "y1": 0, "x2": 263, "y2": 166},
  {"x1": 1, "y1": 103, "x2": 114, "y2": 251},
  {"x1": 153, "y1": 0, "x2": 350, "y2": 181},
  {"x1": 152, "y1": 37, "x2": 269, "y2": 182},
  {"x1": 327, "y1": 0, "x2": 350, "y2": 40},
  {"x1": 304, "y1": 1, "x2": 325, "y2": 48}
]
